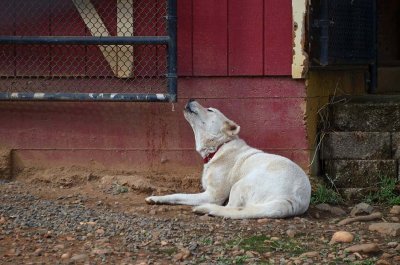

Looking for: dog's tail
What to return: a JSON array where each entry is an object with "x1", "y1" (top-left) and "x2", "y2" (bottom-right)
[{"x1": 193, "y1": 199, "x2": 308, "y2": 219}]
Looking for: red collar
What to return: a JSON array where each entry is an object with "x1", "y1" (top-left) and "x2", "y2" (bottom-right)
[{"x1": 203, "y1": 140, "x2": 232, "y2": 164}]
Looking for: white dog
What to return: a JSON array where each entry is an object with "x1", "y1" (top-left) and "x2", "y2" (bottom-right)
[{"x1": 146, "y1": 99, "x2": 311, "y2": 219}]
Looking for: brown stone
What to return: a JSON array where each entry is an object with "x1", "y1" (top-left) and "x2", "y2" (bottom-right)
[
  {"x1": 345, "y1": 243, "x2": 380, "y2": 254},
  {"x1": 369, "y1": 223, "x2": 400, "y2": 236}
]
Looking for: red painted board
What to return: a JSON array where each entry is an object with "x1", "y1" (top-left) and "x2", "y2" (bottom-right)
[
  {"x1": 50, "y1": 0, "x2": 86, "y2": 76},
  {"x1": 15, "y1": 0, "x2": 50, "y2": 76},
  {"x1": 157, "y1": 0, "x2": 167, "y2": 76},
  {"x1": 264, "y1": 0, "x2": 292, "y2": 76},
  {"x1": 177, "y1": 0, "x2": 193, "y2": 76},
  {"x1": 86, "y1": 0, "x2": 116, "y2": 77},
  {"x1": 228, "y1": 0, "x2": 263, "y2": 76},
  {"x1": 0, "y1": 0, "x2": 15, "y2": 76},
  {"x1": 133, "y1": 0, "x2": 158, "y2": 77},
  {"x1": 193, "y1": 0, "x2": 228, "y2": 76}
]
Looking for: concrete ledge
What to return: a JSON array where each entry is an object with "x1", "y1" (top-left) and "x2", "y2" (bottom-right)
[
  {"x1": 322, "y1": 132, "x2": 391, "y2": 159},
  {"x1": 332, "y1": 103, "x2": 400, "y2": 132},
  {"x1": 0, "y1": 149, "x2": 11, "y2": 179},
  {"x1": 324, "y1": 160, "x2": 397, "y2": 188}
]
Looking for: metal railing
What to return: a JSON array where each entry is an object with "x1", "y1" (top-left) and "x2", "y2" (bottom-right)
[{"x1": 0, "y1": 0, "x2": 177, "y2": 102}]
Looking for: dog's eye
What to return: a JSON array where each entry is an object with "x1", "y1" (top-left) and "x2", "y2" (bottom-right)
[{"x1": 207, "y1": 108, "x2": 214, "y2": 112}]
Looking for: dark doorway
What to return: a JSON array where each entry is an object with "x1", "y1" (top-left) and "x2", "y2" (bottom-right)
[{"x1": 377, "y1": 0, "x2": 400, "y2": 93}]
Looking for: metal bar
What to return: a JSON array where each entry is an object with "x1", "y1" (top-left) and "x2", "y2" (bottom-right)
[
  {"x1": 319, "y1": 0, "x2": 329, "y2": 66},
  {"x1": 0, "y1": 92, "x2": 171, "y2": 102},
  {"x1": 368, "y1": 0, "x2": 378, "y2": 94},
  {"x1": 0, "y1": 36, "x2": 170, "y2": 45},
  {"x1": 166, "y1": 0, "x2": 177, "y2": 102}
]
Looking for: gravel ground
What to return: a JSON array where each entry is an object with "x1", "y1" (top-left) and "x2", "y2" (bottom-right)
[{"x1": 1, "y1": 179, "x2": 400, "y2": 265}]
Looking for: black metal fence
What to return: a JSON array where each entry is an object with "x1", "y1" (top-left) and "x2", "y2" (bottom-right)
[{"x1": 0, "y1": 0, "x2": 177, "y2": 102}]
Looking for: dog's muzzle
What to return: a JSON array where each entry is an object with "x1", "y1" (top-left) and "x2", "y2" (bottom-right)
[{"x1": 185, "y1": 99, "x2": 197, "y2": 113}]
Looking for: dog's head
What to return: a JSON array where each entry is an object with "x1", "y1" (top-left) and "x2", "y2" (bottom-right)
[{"x1": 184, "y1": 99, "x2": 240, "y2": 156}]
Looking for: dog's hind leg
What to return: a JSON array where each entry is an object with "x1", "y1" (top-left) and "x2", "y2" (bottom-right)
[{"x1": 193, "y1": 199, "x2": 301, "y2": 219}]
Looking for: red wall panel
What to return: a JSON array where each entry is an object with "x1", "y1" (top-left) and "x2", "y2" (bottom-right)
[
  {"x1": 193, "y1": 0, "x2": 228, "y2": 76},
  {"x1": 15, "y1": 0, "x2": 50, "y2": 76},
  {"x1": 228, "y1": 0, "x2": 264, "y2": 76},
  {"x1": 177, "y1": 0, "x2": 193, "y2": 76},
  {"x1": 50, "y1": 0, "x2": 86, "y2": 76},
  {"x1": 0, "y1": 0, "x2": 15, "y2": 76},
  {"x1": 86, "y1": 0, "x2": 116, "y2": 77},
  {"x1": 264, "y1": 0, "x2": 292, "y2": 75}
]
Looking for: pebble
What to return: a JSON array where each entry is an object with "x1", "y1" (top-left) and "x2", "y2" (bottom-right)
[
  {"x1": 390, "y1": 205, "x2": 400, "y2": 215},
  {"x1": 257, "y1": 218, "x2": 270, "y2": 224},
  {"x1": 60, "y1": 253, "x2": 71, "y2": 259},
  {"x1": 299, "y1": 251, "x2": 319, "y2": 258},
  {"x1": 34, "y1": 248, "x2": 43, "y2": 256},
  {"x1": 95, "y1": 228, "x2": 105, "y2": 235},
  {"x1": 315, "y1": 203, "x2": 346, "y2": 216},
  {"x1": 345, "y1": 243, "x2": 380, "y2": 254},
  {"x1": 329, "y1": 231, "x2": 354, "y2": 244},
  {"x1": 369, "y1": 223, "x2": 400, "y2": 236},
  {"x1": 0, "y1": 216, "x2": 6, "y2": 224},
  {"x1": 174, "y1": 248, "x2": 191, "y2": 261},
  {"x1": 376, "y1": 259, "x2": 391, "y2": 265},
  {"x1": 350, "y1": 203, "x2": 374, "y2": 217},
  {"x1": 387, "y1": 242, "x2": 398, "y2": 248},
  {"x1": 70, "y1": 253, "x2": 88, "y2": 262},
  {"x1": 286, "y1": 229, "x2": 296, "y2": 238}
]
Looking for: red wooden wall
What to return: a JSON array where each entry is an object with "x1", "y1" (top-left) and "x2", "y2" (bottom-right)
[
  {"x1": 0, "y1": 0, "x2": 292, "y2": 78},
  {"x1": 178, "y1": 0, "x2": 292, "y2": 76}
]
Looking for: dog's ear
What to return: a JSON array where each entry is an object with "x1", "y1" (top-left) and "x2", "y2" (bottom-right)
[{"x1": 223, "y1": 120, "x2": 240, "y2": 137}]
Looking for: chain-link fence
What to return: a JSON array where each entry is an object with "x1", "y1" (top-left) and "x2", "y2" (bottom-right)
[{"x1": 0, "y1": 0, "x2": 177, "y2": 102}]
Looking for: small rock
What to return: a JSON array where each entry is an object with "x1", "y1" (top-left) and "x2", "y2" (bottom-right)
[
  {"x1": 271, "y1": 237, "x2": 279, "y2": 241},
  {"x1": 387, "y1": 242, "x2": 398, "y2": 248},
  {"x1": 174, "y1": 248, "x2": 191, "y2": 261},
  {"x1": 257, "y1": 218, "x2": 270, "y2": 224},
  {"x1": 315, "y1": 203, "x2": 346, "y2": 216},
  {"x1": 54, "y1": 244, "x2": 65, "y2": 250},
  {"x1": 329, "y1": 231, "x2": 354, "y2": 244},
  {"x1": 70, "y1": 254, "x2": 88, "y2": 262},
  {"x1": 381, "y1": 253, "x2": 395, "y2": 259},
  {"x1": 34, "y1": 248, "x2": 43, "y2": 256},
  {"x1": 0, "y1": 216, "x2": 6, "y2": 224},
  {"x1": 286, "y1": 229, "x2": 296, "y2": 238},
  {"x1": 66, "y1": 236, "x2": 75, "y2": 241},
  {"x1": 391, "y1": 216, "x2": 399, "y2": 222},
  {"x1": 160, "y1": 240, "x2": 168, "y2": 246},
  {"x1": 91, "y1": 248, "x2": 111, "y2": 255},
  {"x1": 350, "y1": 203, "x2": 374, "y2": 217},
  {"x1": 369, "y1": 223, "x2": 400, "y2": 236},
  {"x1": 390, "y1": 205, "x2": 400, "y2": 215},
  {"x1": 61, "y1": 253, "x2": 71, "y2": 259},
  {"x1": 300, "y1": 251, "x2": 319, "y2": 258},
  {"x1": 95, "y1": 228, "x2": 105, "y2": 235},
  {"x1": 345, "y1": 243, "x2": 380, "y2": 254},
  {"x1": 376, "y1": 259, "x2": 391, "y2": 265},
  {"x1": 395, "y1": 245, "x2": 400, "y2": 251}
]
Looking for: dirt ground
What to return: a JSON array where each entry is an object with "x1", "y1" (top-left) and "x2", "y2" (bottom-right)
[{"x1": 0, "y1": 167, "x2": 399, "y2": 265}]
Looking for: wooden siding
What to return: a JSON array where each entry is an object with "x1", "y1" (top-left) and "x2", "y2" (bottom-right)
[
  {"x1": 0, "y1": 0, "x2": 292, "y2": 78},
  {"x1": 178, "y1": 0, "x2": 292, "y2": 76}
]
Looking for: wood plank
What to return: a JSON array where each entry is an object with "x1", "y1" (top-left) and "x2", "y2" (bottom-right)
[
  {"x1": 15, "y1": 0, "x2": 51, "y2": 76},
  {"x1": 133, "y1": 0, "x2": 158, "y2": 77},
  {"x1": 264, "y1": 0, "x2": 292, "y2": 75},
  {"x1": 228, "y1": 0, "x2": 263, "y2": 76},
  {"x1": 177, "y1": 0, "x2": 193, "y2": 76},
  {"x1": 0, "y1": 0, "x2": 15, "y2": 76},
  {"x1": 193, "y1": 0, "x2": 227, "y2": 76},
  {"x1": 51, "y1": 0, "x2": 86, "y2": 76},
  {"x1": 85, "y1": 0, "x2": 117, "y2": 77}
]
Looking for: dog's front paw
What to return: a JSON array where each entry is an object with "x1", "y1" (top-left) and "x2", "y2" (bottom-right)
[
  {"x1": 145, "y1": 196, "x2": 158, "y2": 205},
  {"x1": 193, "y1": 204, "x2": 213, "y2": 215}
]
